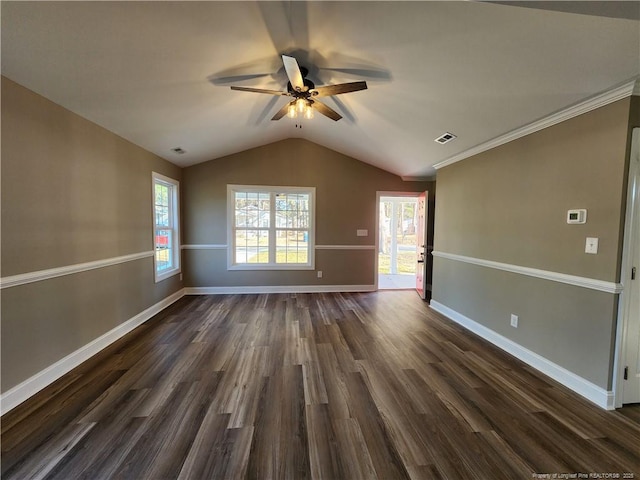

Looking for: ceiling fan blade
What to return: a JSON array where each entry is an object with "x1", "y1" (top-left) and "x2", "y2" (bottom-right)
[
  {"x1": 282, "y1": 55, "x2": 305, "y2": 91},
  {"x1": 312, "y1": 100, "x2": 342, "y2": 121},
  {"x1": 210, "y1": 73, "x2": 272, "y2": 86},
  {"x1": 230, "y1": 86, "x2": 287, "y2": 96},
  {"x1": 259, "y1": 2, "x2": 310, "y2": 54},
  {"x1": 319, "y1": 67, "x2": 392, "y2": 81},
  {"x1": 312, "y1": 81, "x2": 368, "y2": 97},
  {"x1": 271, "y1": 101, "x2": 293, "y2": 121}
]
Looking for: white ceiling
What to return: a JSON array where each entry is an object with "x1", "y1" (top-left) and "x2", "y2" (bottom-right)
[{"x1": 2, "y1": 1, "x2": 639, "y2": 178}]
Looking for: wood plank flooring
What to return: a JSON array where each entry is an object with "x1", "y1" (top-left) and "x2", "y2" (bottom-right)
[{"x1": 2, "y1": 291, "x2": 639, "y2": 479}]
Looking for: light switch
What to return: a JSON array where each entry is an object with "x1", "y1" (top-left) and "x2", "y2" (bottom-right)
[
  {"x1": 356, "y1": 229, "x2": 368, "y2": 237},
  {"x1": 585, "y1": 237, "x2": 599, "y2": 254}
]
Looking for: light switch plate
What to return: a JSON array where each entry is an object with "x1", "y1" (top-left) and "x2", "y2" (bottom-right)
[
  {"x1": 585, "y1": 237, "x2": 599, "y2": 254},
  {"x1": 356, "y1": 229, "x2": 368, "y2": 237}
]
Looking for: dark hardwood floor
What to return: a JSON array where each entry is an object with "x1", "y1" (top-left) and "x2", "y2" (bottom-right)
[{"x1": 2, "y1": 291, "x2": 639, "y2": 479}]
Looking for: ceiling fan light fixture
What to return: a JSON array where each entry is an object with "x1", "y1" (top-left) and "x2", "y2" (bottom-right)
[
  {"x1": 287, "y1": 103, "x2": 297, "y2": 119},
  {"x1": 304, "y1": 104, "x2": 314, "y2": 119},
  {"x1": 230, "y1": 55, "x2": 364, "y2": 123}
]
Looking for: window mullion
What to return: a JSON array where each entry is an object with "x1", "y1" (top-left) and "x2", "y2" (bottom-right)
[
  {"x1": 167, "y1": 187, "x2": 174, "y2": 230},
  {"x1": 269, "y1": 192, "x2": 276, "y2": 264}
]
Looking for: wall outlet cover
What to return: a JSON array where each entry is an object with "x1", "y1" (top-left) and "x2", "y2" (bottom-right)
[{"x1": 585, "y1": 237, "x2": 599, "y2": 254}]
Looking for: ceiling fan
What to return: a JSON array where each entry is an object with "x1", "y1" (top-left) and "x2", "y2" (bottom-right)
[{"x1": 229, "y1": 55, "x2": 367, "y2": 122}]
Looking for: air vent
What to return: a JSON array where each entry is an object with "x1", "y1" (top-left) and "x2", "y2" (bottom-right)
[
  {"x1": 434, "y1": 132, "x2": 457, "y2": 144},
  {"x1": 171, "y1": 147, "x2": 186, "y2": 154}
]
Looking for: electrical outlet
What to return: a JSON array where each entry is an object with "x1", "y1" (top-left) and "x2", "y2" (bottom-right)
[
  {"x1": 317, "y1": 271, "x2": 323, "y2": 278},
  {"x1": 179, "y1": 273, "x2": 183, "y2": 281},
  {"x1": 510, "y1": 314, "x2": 518, "y2": 328}
]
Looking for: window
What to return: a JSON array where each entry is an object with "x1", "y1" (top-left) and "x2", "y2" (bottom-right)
[
  {"x1": 153, "y1": 172, "x2": 180, "y2": 282},
  {"x1": 228, "y1": 185, "x2": 315, "y2": 270}
]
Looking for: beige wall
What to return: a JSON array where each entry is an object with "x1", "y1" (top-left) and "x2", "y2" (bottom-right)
[
  {"x1": 182, "y1": 139, "x2": 433, "y2": 288},
  {"x1": 432, "y1": 98, "x2": 634, "y2": 389},
  {"x1": 1, "y1": 77, "x2": 183, "y2": 392}
]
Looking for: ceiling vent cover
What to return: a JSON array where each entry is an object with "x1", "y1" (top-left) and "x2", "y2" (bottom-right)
[
  {"x1": 434, "y1": 132, "x2": 457, "y2": 144},
  {"x1": 171, "y1": 147, "x2": 186, "y2": 154}
]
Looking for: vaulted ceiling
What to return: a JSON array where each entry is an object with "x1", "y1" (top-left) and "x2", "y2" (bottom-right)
[{"x1": 2, "y1": 1, "x2": 639, "y2": 178}]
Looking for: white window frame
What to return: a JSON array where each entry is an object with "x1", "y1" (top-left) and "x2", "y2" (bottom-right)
[
  {"x1": 152, "y1": 172, "x2": 181, "y2": 282},
  {"x1": 227, "y1": 184, "x2": 316, "y2": 271}
]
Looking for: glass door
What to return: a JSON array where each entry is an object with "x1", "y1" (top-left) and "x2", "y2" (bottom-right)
[{"x1": 378, "y1": 196, "x2": 418, "y2": 289}]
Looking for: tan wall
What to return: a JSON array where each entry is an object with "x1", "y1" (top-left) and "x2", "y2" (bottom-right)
[
  {"x1": 435, "y1": 98, "x2": 631, "y2": 281},
  {"x1": 432, "y1": 98, "x2": 633, "y2": 389},
  {"x1": 182, "y1": 138, "x2": 433, "y2": 288},
  {"x1": 1, "y1": 77, "x2": 183, "y2": 392}
]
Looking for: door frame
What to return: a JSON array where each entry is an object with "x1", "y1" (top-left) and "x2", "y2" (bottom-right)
[
  {"x1": 613, "y1": 127, "x2": 640, "y2": 408},
  {"x1": 375, "y1": 191, "x2": 422, "y2": 291}
]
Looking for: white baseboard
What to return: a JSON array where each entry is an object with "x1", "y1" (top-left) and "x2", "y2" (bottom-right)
[
  {"x1": 185, "y1": 285, "x2": 376, "y2": 295},
  {"x1": 429, "y1": 300, "x2": 614, "y2": 410},
  {"x1": 0, "y1": 289, "x2": 185, "y2": 415}
]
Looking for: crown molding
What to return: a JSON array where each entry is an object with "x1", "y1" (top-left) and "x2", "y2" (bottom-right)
[
  {"x1": 434, "y1": 78, "x2": 639, "y2": 171},
  {"x1": 401, "y1": 175, "x2": 436, "y2": 182}
]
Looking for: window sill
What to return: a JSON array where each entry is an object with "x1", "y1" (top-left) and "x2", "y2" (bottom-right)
[{"x1": 155, "y1": 267, "x2": 181, "y2": 283}]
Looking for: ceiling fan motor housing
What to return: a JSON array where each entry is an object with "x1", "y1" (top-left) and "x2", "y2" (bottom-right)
[{"x1": 287, "y1": 77, "x2": 316, "y2": 97}]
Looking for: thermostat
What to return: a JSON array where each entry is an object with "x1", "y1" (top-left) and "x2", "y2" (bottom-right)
[{"x1": 567, "y1": 209, "x2": 587, "y2": 224}]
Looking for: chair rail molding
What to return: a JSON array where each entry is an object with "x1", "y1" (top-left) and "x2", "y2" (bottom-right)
[
  {"x1": 432, "y1": 251, "x2": 622, "y2": 294},
  {"x1": 0, "y1": 251, "x2": 154, "y2": 289}
]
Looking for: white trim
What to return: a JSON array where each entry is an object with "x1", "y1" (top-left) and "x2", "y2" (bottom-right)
[
  {"x1": 315, "y1": 245, "x2": 376, "y2": 250},
  {"x1": 376, "y1": 191, "x2": 424, "y2": 199},
  {"x1": 0, "y1": 251, "x2": 153, "y2": 290},
  {"x1": 152, "y1": 172, "x2": 181, "y2": 283},
  {"x1": 430, "y1": 300, "x2": 614, "y2": 410},
  {"x1": 613, "y1": 127, "x2": 640, "y2": 407},
  {"x1": 432, "y1": 250, "x2": 622, "y2": 294},
  {"x1": 434, "y1": 79, "x2": 638, "y2": 170},
  {"x1": 184, "y1": 285, "x2": 375, "y2": 295},
  {"x1": 0, "y1": 289, "x2": 186, "y2": 415},
  {"x1": 181, "y1": 244, "x2": 376, "y2": 251},
  {"x1": 400, "y1": 176, "x2": 435, "y2": 182},
  {"x1": 227, "y1": 184, "x2": 316, "y2": 271},
  {"x1": 375, "y1": 191, "x2": 424, "y2": 291}
]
